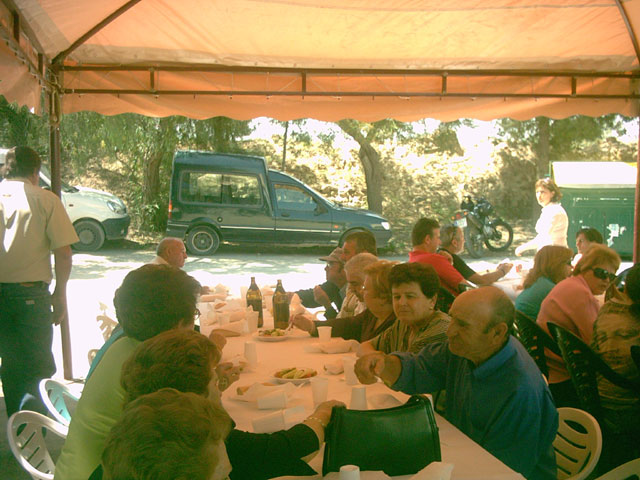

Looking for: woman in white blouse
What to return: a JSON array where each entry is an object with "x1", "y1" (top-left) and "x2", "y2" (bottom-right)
[{"x1": 515, "y1": 177, "x2": 568, "y2": 256}]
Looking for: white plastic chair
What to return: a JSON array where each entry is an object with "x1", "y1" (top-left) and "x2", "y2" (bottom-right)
[
  {"x1": 554, "y1": 407, "x2": 603, "y2": 480},
  {"x1": 594, "y1": 458, "x2": 640, "y2": 479},
  {"x1": 7, "y1": 410, "x2": 68, "y2": 480},
  {"x1": 97, "y1": 301, "x2": 118, "y2": 341},
  {"x1": 38, "y1": 378, "x2": 80, "y2": 426}
]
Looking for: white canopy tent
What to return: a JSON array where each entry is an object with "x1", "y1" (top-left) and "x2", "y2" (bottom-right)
[{"x1": 1, "y1": 0, "x2": 639, "y2": 378}]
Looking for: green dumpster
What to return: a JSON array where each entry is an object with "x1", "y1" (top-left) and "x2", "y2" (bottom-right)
[{"x1": 552, "y1": 161, "x2": 636, "y2": 258}]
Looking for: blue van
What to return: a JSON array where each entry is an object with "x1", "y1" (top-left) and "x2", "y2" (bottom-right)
[{"x1": 166, "y1": 151, "x2": 392, "y2": 255}]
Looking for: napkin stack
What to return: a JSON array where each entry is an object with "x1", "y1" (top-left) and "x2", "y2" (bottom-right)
[{"x1": 304, "y1": 339, "x2": 359, "y2": 354}]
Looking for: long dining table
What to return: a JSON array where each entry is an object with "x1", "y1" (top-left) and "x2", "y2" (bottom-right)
[{"x1": 214, "y1": 310, "x2": 526, "y2": 480}]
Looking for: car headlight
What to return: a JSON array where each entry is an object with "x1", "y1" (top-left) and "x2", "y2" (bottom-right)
[
  {"x1": 107, "y1": 200, "x2": 126, "y2": 214},
  {"x1": 380, "y1": 221, "x2": 391, "y2": 230}
]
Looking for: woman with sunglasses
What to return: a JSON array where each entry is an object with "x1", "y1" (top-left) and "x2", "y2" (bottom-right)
[
  {"x1": 515, "y1": 177, "x2": 568, "y2": 256},
  {"x1": 537, "y1": 244, "x2": 621, "y2": 407}
]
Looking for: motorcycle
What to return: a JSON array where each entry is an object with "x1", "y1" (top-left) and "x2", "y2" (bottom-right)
[{"x1": 451, "y1": 195, "x2": 514, "y2": 258}]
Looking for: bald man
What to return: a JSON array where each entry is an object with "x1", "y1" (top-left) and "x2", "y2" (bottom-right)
[
  {"x1": 355, "y1": 287, "x2": 558, "y2": 480},
  {"x1": 151, "y1": 237, "x2": 187, "y2": 269}
]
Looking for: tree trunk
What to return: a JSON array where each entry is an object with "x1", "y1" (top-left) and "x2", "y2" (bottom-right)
[
  {"x1": 535, "y1": 116, "x2": 551, "y2": 177},
  {"x1": 143, "y1": 117, "x2": 173, "y2": 204},
  {"x1": 282, "y1": 121, "x2": 289, "y2": 171},
  {"x1": 337, "y1": 120, "x2": 384, "y2": 213}
]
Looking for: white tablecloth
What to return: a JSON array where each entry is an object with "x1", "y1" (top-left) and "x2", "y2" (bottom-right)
[{"x1": 220, "y1": 318, "x2": 525, "y2": 480}]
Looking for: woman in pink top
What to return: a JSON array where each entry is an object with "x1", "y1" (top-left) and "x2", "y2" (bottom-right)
[{"x1": 537, "y1": 244, "x2": 620, "y2": 407}]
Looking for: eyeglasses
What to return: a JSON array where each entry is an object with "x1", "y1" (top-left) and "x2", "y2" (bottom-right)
[
  {"x1": 592, "y1": 267, "x2": 616, "y2": 282},
  {"x1": 194, "y1": 308, "x2": 201, "y2": 319}
]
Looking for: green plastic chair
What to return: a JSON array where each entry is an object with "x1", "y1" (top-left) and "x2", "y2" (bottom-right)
[{"x1": 512, "y1": 310, "x2": 560, "y2": 379}]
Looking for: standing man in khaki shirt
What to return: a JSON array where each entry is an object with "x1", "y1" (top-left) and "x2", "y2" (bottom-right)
[{"x1": 0, "y1": 146, "x2": 78, "y2": 416}]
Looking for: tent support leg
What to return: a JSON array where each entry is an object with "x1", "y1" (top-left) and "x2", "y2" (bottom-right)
[
  {"x1": 48, "y1": 86, "x2": 74, "y2": 380},
  {"x1": 635, "y1": 119, "x2": 640, "y2": 264}
]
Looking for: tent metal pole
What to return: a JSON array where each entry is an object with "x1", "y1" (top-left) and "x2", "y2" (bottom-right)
[
  {"x1": 635, "y1": 119, "x2": 640, "y2": 264},
  {"x1": 48, "y1": 81, "x2": 74, "y2": 380}
]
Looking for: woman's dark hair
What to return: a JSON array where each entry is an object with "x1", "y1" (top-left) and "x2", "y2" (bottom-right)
[
  {"x1": 625, "y1": 264, "x2": 640, "y2": 318},
  {"x1": 535, "y1": 177, "x2": 562, "y2": 202},
  {"x1": 114, "y1": 264, "x2": 201, "y2": 341},
  {"x1": 389, "y1": 262, "x2": 440, "y2": 299},
  {"x1": 1, "y1": 146, "x2": 41, "y2": 179},
  {"x1": 576, "y1": 227, "x2": 604, "y2": 244}
]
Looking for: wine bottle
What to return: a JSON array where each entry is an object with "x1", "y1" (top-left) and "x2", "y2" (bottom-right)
[
  {"x1": 246, "y1": 276, "x2": 264, "y2": 328},
  {"x1": 273, "y1": 279, "x2": 290, "y2": 330}
]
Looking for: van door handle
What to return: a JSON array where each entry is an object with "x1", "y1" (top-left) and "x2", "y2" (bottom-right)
[{"x1": 281, "y1": 213, "x2": 290, "y2": 217}]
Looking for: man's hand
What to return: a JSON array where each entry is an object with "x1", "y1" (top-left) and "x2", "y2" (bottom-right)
[
  {"x1": 291, "y1": 313, "x2": 316, "y2": 334},
  {"x1": 51, "y1": 288, "x2": 67, "y2": 326},
  {"x1": 355, "y1": 353, "x2": 403, "y2": 385},
  {"x1": 313, "y1": 286, "x2": 332, "y2": 308},
  {"x1": 497, "y1": 262, "x2": 513, "y2": 277},
  {"x1": 355, "y1": 352, "x2": 387, "y2": 384}
]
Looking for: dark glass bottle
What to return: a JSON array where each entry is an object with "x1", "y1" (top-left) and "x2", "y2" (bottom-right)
[
  {"x1": 246, "y1": 276, "x2": 264, "y2": 328},
  {"x1": 273, "y1": 279, "x2": 290, "y2": 330}
]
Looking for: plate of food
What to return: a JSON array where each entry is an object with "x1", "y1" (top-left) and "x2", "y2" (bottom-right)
[
  {"x1": 255, "y1": 328, "x2": 289, "y2": 342},
  {"x1": 272, "y1": 367, "x2": 318, "y2": 385}
]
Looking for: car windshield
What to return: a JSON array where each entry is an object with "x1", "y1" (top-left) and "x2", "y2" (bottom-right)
[{"x1": 39, "y1": 165, "x2": 77, "y2": 193}]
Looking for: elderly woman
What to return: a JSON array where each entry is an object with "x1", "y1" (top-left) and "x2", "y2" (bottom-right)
[
  {"x1": 292, "y1": 257, "x2": 397, "y2": 342},
  {"x1": 537, "y1": 244, "x2": 621, "y2": 406},
  {"x1": 359, "y1": 262, "x2": 450, "y2": 355},
  {"x1": 515, "y1": 245, "x2": 574, "y2": 320},
  {"x1": 592, "y1": 264, "x2": 640, "y2": 436},
  {"x1": 515, "y1": 177, "x2": 568, "y2": 256},
  {"x1": 89, "y1": 329, "x2": 344, "y2": 480}
]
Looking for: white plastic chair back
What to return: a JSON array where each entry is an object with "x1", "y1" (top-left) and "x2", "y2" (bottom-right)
[
  {"x1": 97, "y1": 302, "x2": 118, "y2": 341},
  {"x1": 7, "y1": 410, "x2": 68, "y2": 480},
  {"x1": 594, "y1": 458, "x2": 640, "y2": 479},
  {"x1": 38, "y1": 378, "x2": 80, "y2": 426},
  {"x1": 554, "y1": 407, "x2": 603, "y2": 480}
]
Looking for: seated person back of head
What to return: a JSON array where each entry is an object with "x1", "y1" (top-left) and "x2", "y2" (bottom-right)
[
  {"x1": 101, "y1": 389, "x2": 232, "y2": 480},
  {"x1": 54, "y1": 264, "x2": 202, "y2": 480}
]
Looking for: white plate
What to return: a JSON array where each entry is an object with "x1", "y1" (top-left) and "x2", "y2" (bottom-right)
[
  {"x1": 272, "y1": 368, "x2": 318, "y2": 385},
  {"x1": 271, "y1": 375, "x2": 315, "y2": 385},
  {"x1": 254, "y1": 331, "x2": 289, "y2": 342}
]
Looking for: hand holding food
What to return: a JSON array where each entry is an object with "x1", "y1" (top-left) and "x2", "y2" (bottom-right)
[{"x1": 291, "y1": 313, "x2": 316, "y2": 334}]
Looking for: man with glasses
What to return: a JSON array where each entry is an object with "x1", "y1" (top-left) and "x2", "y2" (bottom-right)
[
  {"x1": 356, "y1": 287, "x2": 559, "y2": 480},
  {"x1": 296, "y1": 247, "x2": 346, "y2": 319}
]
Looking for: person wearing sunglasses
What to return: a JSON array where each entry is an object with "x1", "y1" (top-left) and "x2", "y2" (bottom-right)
[{"x1": 537, "y1": 244, "x2": 621, "y2": 407}]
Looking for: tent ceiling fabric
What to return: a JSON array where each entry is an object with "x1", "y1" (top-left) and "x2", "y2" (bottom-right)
[{"x1": 2, "y1": 0, "x2": 640, "y2": 121}]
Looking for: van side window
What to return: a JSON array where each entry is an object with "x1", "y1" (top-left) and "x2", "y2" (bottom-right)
[
  {"x1": 274, "y1": 184, "x2": 317, "y2": 211},
  {"x1": 180, "y1": 172, "x2": 261, "y2": 206}
]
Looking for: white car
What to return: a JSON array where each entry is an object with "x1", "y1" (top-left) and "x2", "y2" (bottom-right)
[{"x1": 0, "y1": 149, "x2": 130, "y2": 251}]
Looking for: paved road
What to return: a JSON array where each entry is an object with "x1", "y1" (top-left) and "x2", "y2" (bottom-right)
[{"x1": 57, "y1": 245, "x2": 520, "y2": 379}]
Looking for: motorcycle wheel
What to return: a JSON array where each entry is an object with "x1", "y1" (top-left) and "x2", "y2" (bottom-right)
[
  {"x1": 464, "y1": 223, "x2": 485, "y2": 258},
  {"x1": 484, "y1": 220, "x2": 514, "y2": 252}
]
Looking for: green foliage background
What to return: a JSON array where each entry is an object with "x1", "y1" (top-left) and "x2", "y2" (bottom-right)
[{"x1": 0, "y1": 96, "x2": 636, "y2": 250}]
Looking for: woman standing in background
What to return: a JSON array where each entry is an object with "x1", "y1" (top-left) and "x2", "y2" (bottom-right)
[{"x1": 515, "y1": 177, "x2": 568, "y2": 256}]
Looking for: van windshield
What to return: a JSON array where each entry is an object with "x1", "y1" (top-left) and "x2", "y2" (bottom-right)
[{"x1": 39, "y1": 165, "x2": 78, "y2": 193}]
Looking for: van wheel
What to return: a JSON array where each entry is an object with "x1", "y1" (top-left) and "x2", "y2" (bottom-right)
[
  {"x1": 186, "y1": 226, "x2": 220, "y2": 256},
  {"x1": 74, "y1": 220, "x2": 106, "y2": 251}
]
